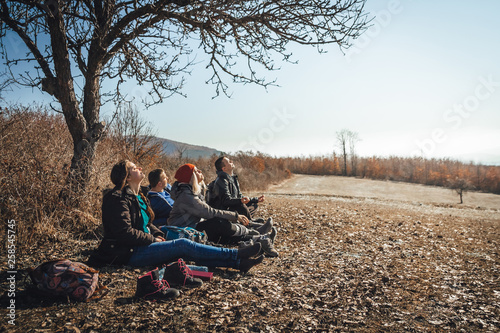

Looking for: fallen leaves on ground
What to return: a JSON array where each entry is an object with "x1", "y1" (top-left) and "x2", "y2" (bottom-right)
[{"x1": 1, "y1": 195, "x2": 499, "y2": 332}]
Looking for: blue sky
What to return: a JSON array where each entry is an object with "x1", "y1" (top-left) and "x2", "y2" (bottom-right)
[
  {"x1": 2, "y1": 0, "x2": 500, "y2": 164},
  {"x1": 143, "y1": 0, "x2": 500, "y2": 164}
]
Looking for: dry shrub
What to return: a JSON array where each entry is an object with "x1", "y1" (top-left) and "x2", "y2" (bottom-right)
[{"x1": 0, "y1": 106, "x2": 122, "y2": 251}]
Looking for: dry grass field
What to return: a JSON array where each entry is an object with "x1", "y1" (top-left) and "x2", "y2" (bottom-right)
[{"x1": 1, "y1": 175, "x2": 499, "y2": 332}]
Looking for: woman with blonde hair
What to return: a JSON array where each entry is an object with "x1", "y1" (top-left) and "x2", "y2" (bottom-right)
[
  {"x1": 94, "y1": 160, "x2": 263, "y2": 272},
  {"x1": 168, "y1": 163, "x2": 255, "y2": 243},
  {"x1": 168, "y1": 164, "x2": 278, "y2": 257}
]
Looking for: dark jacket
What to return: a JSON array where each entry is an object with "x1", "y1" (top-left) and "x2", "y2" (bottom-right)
[
  {"x1": 167, "y1": 181, "x2": 238, "y2": 228},
  {"x1": 95, "y1": 186, "x2": 164, "y2": 265},
  {"x1": 210, "y1": 171, "x2": 258, "y2": 210}
]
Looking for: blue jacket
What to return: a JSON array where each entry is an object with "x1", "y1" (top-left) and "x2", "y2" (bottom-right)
[{"x1": 147, "y1": 184, "x2": 174, "y2": 226}]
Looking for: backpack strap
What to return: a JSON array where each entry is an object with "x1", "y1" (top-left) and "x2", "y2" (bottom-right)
[{"x1": 86, "y1": 283, "x2": 108, "y2": 302}]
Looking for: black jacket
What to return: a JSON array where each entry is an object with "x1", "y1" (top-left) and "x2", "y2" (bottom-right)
[
  {"x1": 210, "y1": 171, "x2": 258, "y2": 210},
  {"x1": 94, "y1": 186, "x2": 164, "y2": 265}
]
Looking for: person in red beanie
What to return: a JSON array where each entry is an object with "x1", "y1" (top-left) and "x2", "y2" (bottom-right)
[
  {"x1": 174, "y1": 163, "x2": 196, "y2": 183},
  {"x1": 168, "y1": 164, "x2": 259, "y2": 245}
]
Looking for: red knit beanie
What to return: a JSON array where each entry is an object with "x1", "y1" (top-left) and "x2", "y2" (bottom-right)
[{"x1": 175, "y1": 163, "x2": 195, "y2": 183}]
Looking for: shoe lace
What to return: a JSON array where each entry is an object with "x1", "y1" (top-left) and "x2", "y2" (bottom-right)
[
  {"x1": 152, "y1": 278, "x2": 170, "y2": 291},
  {"x1": 177, "y1": 259, "x2": 193, "y2": 285}
]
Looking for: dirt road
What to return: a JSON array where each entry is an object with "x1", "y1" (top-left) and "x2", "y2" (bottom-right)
[{"x1": 265, "y1": 174, "x2": 500, "y2": 211}]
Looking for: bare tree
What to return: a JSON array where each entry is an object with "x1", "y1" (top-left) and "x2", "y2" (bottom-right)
[
  {"x1": 448, "y1": 177, "x2": 475, "y2": 204},
  {"x1": 348, "y1": 130, "x2": 360, "y2": 176},
  {"x1": 110, "y1": 102, "x2": 163, "y2": 166},
  {"x1": 336, "y1": 129, "x2": 359, "y2": 176},
  {"x1": 0, "y1": 0, "x2": 369, "y2": 200},
  {"x1": 336, "y1": 129, "x2": 349, "y2": 176},
  {"x1": 175, "y1": 143, "x2": 188, "y2": 161}
]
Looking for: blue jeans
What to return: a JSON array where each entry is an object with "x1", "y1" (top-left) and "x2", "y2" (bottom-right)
[{"x1": 127, "y1": 238, "x2": 240, "y2": 269}]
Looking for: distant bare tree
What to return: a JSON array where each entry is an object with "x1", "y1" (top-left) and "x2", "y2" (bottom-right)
[
  {"x1": 348, "y1": 131, "x2": 360, "y2": 176},
  {"x1": 0, "y1": 0, "x2": 369, "y2": 200},
  {"x1": 448, "y1": 177, "x2": 475, "y2": 204},
  {"x1": 175, "y1": 143, "x2": 189, "y2": 161},
  {"x1": 336, "y1": 129, "x2": 359, "y2": 176},
  {"x1": 336, "y1": 129, "x2": 349, "y2": 176},
  {"x1": 110, "y1": 102, "x2": 163, "y2": 165}
]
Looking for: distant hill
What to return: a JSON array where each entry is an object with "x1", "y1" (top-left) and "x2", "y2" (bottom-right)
[{"x1": 153, "y1": 136, "x2": 223, "y2": 159}]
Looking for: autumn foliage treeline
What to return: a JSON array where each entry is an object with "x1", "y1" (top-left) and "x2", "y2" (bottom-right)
[{"x1": 283, "y1": 155, "x2": 500, "y2": 194}]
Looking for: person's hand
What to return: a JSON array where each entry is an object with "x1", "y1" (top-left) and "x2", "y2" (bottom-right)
[
  {"x1": 237, "y1": 214, "x2": 250, "y2": 226},
  {"x1": 258, "y1": 195, "x2": 265, "y2": 203},
  {"x1": 241, "y1": 196, "x2": 250, "y2": 204},
  {"x1": 154, "y1": 236, "x2": 166, "y2": 242}
]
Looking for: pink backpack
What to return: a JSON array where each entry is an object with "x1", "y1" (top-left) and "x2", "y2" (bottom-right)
[{"x1": 28, "y1": 259, "x2": 101, "y2": 302}]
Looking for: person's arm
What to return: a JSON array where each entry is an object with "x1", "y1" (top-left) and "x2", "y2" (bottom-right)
[
  {"x1": 237, "y1": 214, "x2": 250, "y2": 226},
  {"x1": 180, "y1": 191, "x2": 239, "y2": 222},
  {"x1": 148, "y1": 221, "x2": 164, "y2": 236},
  {"x1": 247, "y1": 195, "x2": 265, "y2": 204},
  {"x1": 103, "y1": 194, "x2": 156, "y2": 246}
]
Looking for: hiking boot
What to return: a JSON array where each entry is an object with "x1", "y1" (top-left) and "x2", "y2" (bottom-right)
[
  {"x1": 162, "y1": 259, "x2": 203, "y2": 289},
  {"x1": 247, "y1": 228, "x2": 260, "y2": 236},
  {"x1": 255, "y1": 217, "x2": 273, "y2": 234},
  {"x1": 135, "y1": 268, "x2": 180, "y2": 301},
  {"x1": 239, "y1": 254, "x2": 264, "y2": 272},
  {"x1": 237, "y1": 242, "x2": 261, "y2": 259},
  {"x1": 268, "y1": 226, "x2": 277, "y2": 244},
  {"x1": 256, "y1": 237, "x2": 279, "y2": 258},
  {"x1": 238, "y1": 239, "x2": 254, "y2": 249}
]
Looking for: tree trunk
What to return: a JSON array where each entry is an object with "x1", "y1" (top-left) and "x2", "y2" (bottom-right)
[
  {"x1": 62, "y1": 139, "x2": 97, "y2": 199},
  {"x1": 342, "y1": 146, "x2": 347, "y2": 176},
  {"x1": 59, "y1": 117, "x2": 105, "y2": 204},
  {"x1": 351, "y1": 155, "x2": 356, "y2": 177},
  {"x1": 45, "y1": 3, "x2": 105, "y2": 203}
]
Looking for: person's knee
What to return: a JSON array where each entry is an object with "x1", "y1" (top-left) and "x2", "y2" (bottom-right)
[
  {"x1": 219, "y1": 220, "x2": 238, "y2": 236},
  {"x1": 176, "y1": 238, "x2": 192, "y2": 249}
]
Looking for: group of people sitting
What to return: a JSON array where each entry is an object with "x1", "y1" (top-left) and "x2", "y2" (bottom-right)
[{"x1": 92, "y1": 156, "x2": 278, "y2": 280}]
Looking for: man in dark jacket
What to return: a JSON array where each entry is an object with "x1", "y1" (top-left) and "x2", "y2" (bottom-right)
[
  {"x1": 210, "y1": 156, "x2": 265, "y2": 218},
  {"x1": 207, "y1": 156, "x2": 276, "y2": 238}
]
